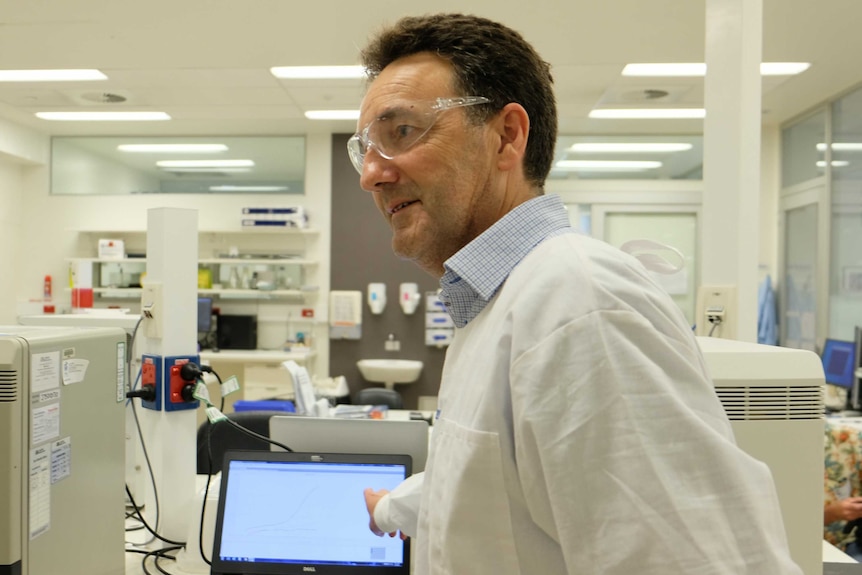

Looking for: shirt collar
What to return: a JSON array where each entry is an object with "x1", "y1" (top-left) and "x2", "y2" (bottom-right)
[{"x1": 438, "y1": 194, "x2": 573, "y2": 328}]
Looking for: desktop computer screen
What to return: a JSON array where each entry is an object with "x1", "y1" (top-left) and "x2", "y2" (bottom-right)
[
  {"x1": 198, "y1": 297, "x2": 213, "y2": 333},
  {"x1": 821, "y1": 338, "x2": 856, "y2": 389}
]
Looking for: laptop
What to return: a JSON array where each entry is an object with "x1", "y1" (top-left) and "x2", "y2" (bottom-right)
[
  {"x1": 211, "y1": 450, "x2": 411, "y2": 575},
  {"x1": 268, "y1": 416, "x2": 429, "y2": 473}
]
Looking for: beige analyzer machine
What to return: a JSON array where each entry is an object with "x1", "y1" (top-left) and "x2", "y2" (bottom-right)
[
  {"x1": 0, "y1": 325, "x2": 127, "y2": 575},
  {"x1": 698, "y1": 336, "x2": 825, "y2": 575}
]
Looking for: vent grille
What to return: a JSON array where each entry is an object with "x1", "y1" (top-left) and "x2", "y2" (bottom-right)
[
  {"x1": 715, "y1": 386, "x2": 823, "y2": 420},
  {"x1": 0, "y1": 369, "x2": 19, "y2": 402}
]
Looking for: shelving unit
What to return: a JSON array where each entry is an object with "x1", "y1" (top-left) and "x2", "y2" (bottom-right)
[
  {"x1": 66, "y1": 226, "x2": 329, "y2": 384},
  {"x1": 66, "y1": 228, "x2": 321, "y2": 302}
]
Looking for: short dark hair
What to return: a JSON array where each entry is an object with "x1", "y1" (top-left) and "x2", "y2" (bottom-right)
[{"x1": 360, "y1": 13, "x2": 557, "y2": 188}]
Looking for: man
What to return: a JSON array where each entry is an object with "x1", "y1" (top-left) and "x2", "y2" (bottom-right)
[{"x1": 350, "y1": 13, "x2": 801, "y2": 575}]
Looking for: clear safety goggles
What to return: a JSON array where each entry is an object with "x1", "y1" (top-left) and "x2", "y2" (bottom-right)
[{"x1": 347, "y1": 96, "x2": 490, "y2": 174}]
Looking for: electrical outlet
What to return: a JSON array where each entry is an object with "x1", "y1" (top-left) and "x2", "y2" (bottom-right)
[
  {"x1": 385, "y1": 339, "x2": 401, "y2": 352},
  {"x1": 141, "y1": 354, "x2": 162, "y2": 411},
  {"x1": 165, "y1": 356, "x2": 199, "y2": 411},
  {"x1": 141, "y1": 282, "x2": 164, "y2": 339},
  {"x1": 695, "y1": 285, "x2": 737, "y2": 339}
]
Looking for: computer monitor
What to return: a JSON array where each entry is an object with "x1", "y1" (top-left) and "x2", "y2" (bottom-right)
[
  {"x1": 821, "y1": 338, "x2": 856, "y2": 388},
  {"x1": 849, "y1": 326, "x2": 862, "y2": 412},
  {"x1": 197, "y1": 297, "x2": 213, "y2": 333}
]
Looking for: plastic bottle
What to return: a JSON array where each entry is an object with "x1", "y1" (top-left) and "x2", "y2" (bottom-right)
[{"x1": 43, "y1": 275, "x2": 55, "y2": 314}]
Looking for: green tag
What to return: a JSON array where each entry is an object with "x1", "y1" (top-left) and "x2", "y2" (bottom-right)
[
  {"x1": 205, "y1": 406, "x2": 228, "y2": 423},
  {"x1": 192, "y1": 381, "x2": 212, "y2": 406},
  {"x1": 221, "y1": 375, "x2": 241, "y2": 397}
]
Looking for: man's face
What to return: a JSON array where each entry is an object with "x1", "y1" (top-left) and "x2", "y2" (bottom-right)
[{"x1": 356, "y1": 53, "x2": 501, "y2": 277}]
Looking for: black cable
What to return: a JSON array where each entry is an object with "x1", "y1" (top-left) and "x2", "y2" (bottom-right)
[
  {"x1": 707, "y1": 316, "x2": 722, "y2": 337},
  {"x1": 223, "y1": 417, "x2": 293, "y2": 452},
  {"x1": 133, "y1": 544, "x2": 182, "y2": 575},
  {"x1": 127, "y1": 368, "x2": 164, "y2": 546},
  {"x1": 125, "y1": 484, "x2": 186, "y2": 546}
]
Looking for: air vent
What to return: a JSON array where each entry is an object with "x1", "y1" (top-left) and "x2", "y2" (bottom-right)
[
  {"x1": 0, "y1": 369, "x2": 19, "y2": 402},
  {"x1": 715, "y1": 386, "x2": 823, "y2": 420},
  {"x1": 80, "y1": 92, "x2": 128, "y2": 104},
  {"x1": 620, "y1": 88, "x2": 670, "y2": 101}
]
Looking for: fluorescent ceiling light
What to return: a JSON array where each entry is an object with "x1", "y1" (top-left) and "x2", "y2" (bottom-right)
[
  {"x1": 271, "y1": 65, "x2": 364, "y2": 79},
  {"x1": 589, "y1": 108, "x2": 705, "y2": 119},
  {"x1": 118, "y1": 144, "x2": 228, "y2": 153},
  {"x1": 160, "y1": 167, "x2": 252, "y2": 173},
  {"x1": 622, "y1": 62, "x2": 810, "y2": 77},
  {"x1": 816, "y1": 143, "x2": 862, "y2": 152},
  {"x1": 817, "y1": 161, "x2": 850, "y2": 168},
  {"x1": 305, "y1": 110, "x2": 361, "y2": 120},
  {"x1": 760, "y1": 62, "x2": 811, "y2": 75},
  {"x1": 156, "y1": 159, "x2": 254, "y2": 168},
  {"x1": 623, "y1": 63, "x2": 706, "y2": 76},
  {"x1": 209, "y1": 185, "x2": 289, "y2": 192},
  {"x1": 555, "y1": 160, "x2": 662, "y2": 171},
  {"x1": 0, "y1": 69, "x2": 107, "y2": 82},
  {"x1": 36, "y1": 111, "x2": 170, "y2": 121},
  {"x1": 569, "y1": 143, "x2": 693, "y2": 153}
]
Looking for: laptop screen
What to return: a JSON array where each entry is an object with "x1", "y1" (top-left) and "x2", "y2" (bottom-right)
[{"x1": 211, "y1": 450, "x2": 411, "y2": 575}]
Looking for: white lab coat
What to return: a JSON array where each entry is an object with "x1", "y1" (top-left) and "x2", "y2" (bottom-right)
[{"x1": 391, "y1": 232, "x2": 801, "y2": 575}]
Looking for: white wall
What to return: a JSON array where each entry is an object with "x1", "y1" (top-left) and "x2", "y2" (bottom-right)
[
  {"x1": 760, "y1": 125, "x2": 781, "y2": 280},
  {"x1": 0, "y1": 156, "x2": 25, "y2": 323}
]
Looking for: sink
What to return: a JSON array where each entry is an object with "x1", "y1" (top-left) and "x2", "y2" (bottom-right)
[{"x1": 357, "y1": 359, "x2": 424, "y2": 389}]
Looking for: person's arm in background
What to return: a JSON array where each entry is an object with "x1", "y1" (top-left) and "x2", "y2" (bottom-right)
[
  {"x1": 364, "y1": 471, "x2": 424, "y2": 538},
  {"x1": 825, "y1": 497, "x2": 862, "y2": 525}
]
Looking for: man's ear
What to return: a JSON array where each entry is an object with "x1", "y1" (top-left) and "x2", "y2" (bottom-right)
[{"x1": 494, "y1": 103, "x2": 530, "y2": 173}]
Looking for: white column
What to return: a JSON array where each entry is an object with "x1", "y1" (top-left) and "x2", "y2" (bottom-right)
[
  {"x1": 139, "y1": 207, "x2": 199, "y2": 542},
  {"x1": 701, "y1": 0, "x2": 762, "y2": 342}
]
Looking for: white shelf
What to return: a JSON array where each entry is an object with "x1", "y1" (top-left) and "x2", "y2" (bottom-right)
[
  {"x1": 199, "y1": 257, "x2": 317, "y2": 266},
  {"x1": 70, "y1": 228, "x2": 319, "y2": 236},
  {"x1": 64, "y1": 287, "x2": 319, "y2": 300},
  {"x1": 67, "y1": 257, "x2": 315, "y2": 266}
]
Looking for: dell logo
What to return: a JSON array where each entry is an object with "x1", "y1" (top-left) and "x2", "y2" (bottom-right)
[{"x1": 302, "y1": 567, "x2": 316, "y2": 572}]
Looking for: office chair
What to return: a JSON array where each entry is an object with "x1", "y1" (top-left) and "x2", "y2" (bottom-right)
[
  {"x1": 356, "y1": 387, "x2": 404, "y2": 409},
  {"x1": 196, "y1": 410, "x2": 291, "y2": 474}
]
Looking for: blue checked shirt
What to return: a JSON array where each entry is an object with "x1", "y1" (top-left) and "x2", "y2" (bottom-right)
[{"x1": 439, "y1": 194, "x2": 574, "y2": 328}]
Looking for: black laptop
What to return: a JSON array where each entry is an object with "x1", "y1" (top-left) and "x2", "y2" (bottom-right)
[{"x1": 210, "y1": 450, "x2": 412, "y2": 575}]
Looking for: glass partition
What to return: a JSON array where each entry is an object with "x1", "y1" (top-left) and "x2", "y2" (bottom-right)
[
  {"x1": 550, "y1": 135, "x2": 702, "y2": 180},
  {"x1": 50, "y1": 136, "x2": 305, "y2": 195},
  {"x1": 829, "y1": 85, "x2": 862, "y2": 340},
  {"x1": 781, "y1": 110, "x2": 826, "y2": 188}
]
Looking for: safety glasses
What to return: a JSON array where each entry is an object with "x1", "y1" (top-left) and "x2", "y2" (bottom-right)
[{"x1": 347, "y1": 96, "x2": 490, "y2": 174}]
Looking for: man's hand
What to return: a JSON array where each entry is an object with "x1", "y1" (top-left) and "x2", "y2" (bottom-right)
[{"x1": 364, "y1": 487, "x2": 406, "y2": 540}]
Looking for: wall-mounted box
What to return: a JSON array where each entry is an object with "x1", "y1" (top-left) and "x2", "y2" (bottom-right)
[
  {"x1": 426, "y1": 311, "x2": 454, "y2": 329},
  {"x1": 425, "y1": 328, "x2": 454, "y2": 347},
  {"x1": 425, "y1": 291, "x2": 446, "y2": 312}
]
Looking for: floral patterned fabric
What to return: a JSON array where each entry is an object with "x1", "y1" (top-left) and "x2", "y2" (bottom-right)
[{"x1": 824, "y1": 417, "x2": 862, "y2": 550}]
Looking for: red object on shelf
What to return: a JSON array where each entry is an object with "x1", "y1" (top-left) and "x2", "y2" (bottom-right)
[{"x1": 71, "y1": 288, "x2": 94, "y2": 308}]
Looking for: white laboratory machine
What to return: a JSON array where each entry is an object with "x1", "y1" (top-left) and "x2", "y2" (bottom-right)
[
  {"x1": 698, "y1": 337, "x2": 824, "y2": 575},
  {"x1": 0, "y1": 325, "x2": 127, "y2": 575},
  {"x1": 18, "y1": 312, "x2": 147, "y2": 501}
]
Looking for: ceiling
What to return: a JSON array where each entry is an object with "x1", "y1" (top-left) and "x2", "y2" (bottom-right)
[{"x1": 1, "y1": 0, "x2": 860, "y2": 180}]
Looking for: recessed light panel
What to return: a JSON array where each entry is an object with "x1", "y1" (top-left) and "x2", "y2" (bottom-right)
[
  {"x1": 622, "y1": 62, "x2": 810, "y2": 77},
  {"x1": 36, "y1": 111, "x2": 170, "y2": 121},
  {"x1": 0, "y1": 69, "x2": 107, "y2": 82},
  {"x1": 589, "y1": 109, "x2": 706, "y2": 119},
  {"x1": 271, "y1": 66, "x2": 364, "y2": 79},
  {"x1": 555, "y1": 160, "x2": 663, "y2": 170},
  {"x1": 118, "y1": 144, "x2": 228, "y2": 153},
  {"x1": 304, "y1": 110, "x2": 360, "y2": 120},
  {"x1": 569, "y1": 143, "x2": 693, "y2": 153}
]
